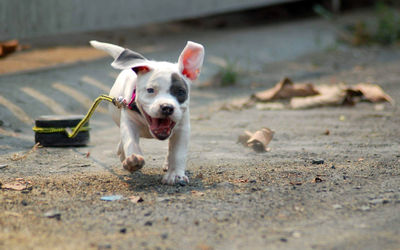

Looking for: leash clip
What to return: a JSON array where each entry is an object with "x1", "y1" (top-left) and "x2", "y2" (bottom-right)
[{"x1": 112, "y1": 96, "x2": 128, "y2": 109}]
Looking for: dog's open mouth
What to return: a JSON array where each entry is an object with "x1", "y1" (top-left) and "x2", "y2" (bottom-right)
[{"x1": 143, "y1": 111, "x2": 176, "y2": 140}]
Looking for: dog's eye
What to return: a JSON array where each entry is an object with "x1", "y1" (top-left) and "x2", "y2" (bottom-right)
[{"x1": 147, "y1": 88, "x2": 155, "y2": 94}]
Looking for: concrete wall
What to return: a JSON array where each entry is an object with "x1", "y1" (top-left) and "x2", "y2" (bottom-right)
[{"x1": 0, "y1": 0, "x2": 299, "y2": 40}]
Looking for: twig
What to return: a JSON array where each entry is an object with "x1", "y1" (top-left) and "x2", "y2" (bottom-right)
[{"x1": 10, "y1": 143, "x2": 41, "y2": 161}]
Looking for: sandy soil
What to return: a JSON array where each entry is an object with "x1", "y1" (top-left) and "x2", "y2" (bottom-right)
[{"x1": 1, "y1": 43, "x2": 399, "y2": 250}]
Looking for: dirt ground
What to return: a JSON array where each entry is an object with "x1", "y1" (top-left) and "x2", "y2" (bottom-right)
[{"x1": 1, "y1": 17, "x2": 400, "y2": 250}]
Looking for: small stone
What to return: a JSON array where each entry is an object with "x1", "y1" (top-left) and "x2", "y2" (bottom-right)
[
  {"x1": 314, "y1": 177, "x2": 324, "y2": 183},
  {"x1": 369, "y1": 198, "x2": 389, "y2": 205},
  {"x1": 157, "y1": 197, "x2": 171, "y2": 202},
  {"x1": 161, "y1": 233, "x2": 168, "y2": 240},
  {"x1": 119, "y1": 228, "x2": 127, "y2": 234},
  {"x1": 331, "y1": 165, "x2": 336, "y2": 169},
  {"x1": 369, "y1": 198, "x2": 383, "y2": 204},
  {"x1": 332, "y1": 204, "x2": 342, "y2": 209},
  {"x1": 44, "y1": 210, "x2": 61, "y2": 220},
  {"x1": 144, "y1": 221, "x2": 153, "y2": 226},
  {"x1": 21, "y1": 200, "x2": 28, "y2": 206},
  {"x1": 280, "y1": 238, "x2": 288, "y2": 242},
  {"x1": 0, "y1": 164, "x2": 8, "y2": 169},
  {"x1": 178, "y1": 180, "x2": 187, "y2": 186},
  {"x1": 98, "y1": 244, "x2": 112, "y2": 249},
  {"x1": 360, "y1": 205, "x2": 370, "y2": 211},
  {"x1": 312, "y1": 159, "x2": 324, "y2": 165},
  {"x1": 292, "y1": 231, "x2": 301, "y2": 238}
]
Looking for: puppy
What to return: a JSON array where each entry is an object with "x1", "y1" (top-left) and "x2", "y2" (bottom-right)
[{"x1": 90, "y1": 40, "x2": 204, "y2": 185}]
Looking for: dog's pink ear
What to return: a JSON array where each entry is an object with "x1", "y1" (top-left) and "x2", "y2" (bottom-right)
[
  {"x1": 132, "y1": 66, "x2": 150, "y2": 75},
  {"x1": 178, "y1": 41, "x2": 204, "y2": 80}
]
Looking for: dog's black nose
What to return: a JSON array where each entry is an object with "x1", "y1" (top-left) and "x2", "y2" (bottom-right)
[{"x1": 160, "y1": 104, "x2": 174, "y2": 116}]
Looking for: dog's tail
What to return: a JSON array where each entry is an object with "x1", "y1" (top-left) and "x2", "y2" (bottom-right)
[{"x1": 90, "y1": 40, "x2": 124, "y2": 59}]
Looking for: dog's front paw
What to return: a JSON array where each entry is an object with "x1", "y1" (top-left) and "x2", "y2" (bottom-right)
[
  {"x1": 162, "y1": 171, "x2": 189, "y2": 185},
  {"x1": 122, "y1": 154, "x2": 145, "y2": 173}
]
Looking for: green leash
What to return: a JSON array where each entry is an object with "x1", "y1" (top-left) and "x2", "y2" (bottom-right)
[{"x1": 32, "y1": 94, "x2": 122, "y2": 138}]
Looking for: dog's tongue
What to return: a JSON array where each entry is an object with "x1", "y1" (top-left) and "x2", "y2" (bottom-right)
[{"x1": 150, "y1": 118, "x2": 175, "y2": 140}]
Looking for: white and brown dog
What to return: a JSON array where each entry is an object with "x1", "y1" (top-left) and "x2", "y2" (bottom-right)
[{"x1": 90, "y1": 40, "x2": 204, "y2": 185}]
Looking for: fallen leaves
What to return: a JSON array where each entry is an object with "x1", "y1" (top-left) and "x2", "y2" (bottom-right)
[
  {"x1": 251, "y1": 77, "x2": 319, "y2": 102},
  {"x1": 2, "y1": 178, "x2": 32, "y2": 191},
  {"x1": 221, "y1": 77, "x2": 393, "y2": 110},
  {"x1": 351, "y1": 83, "x2": 394, "y2": 103},
  {"x1": 238, "y1": 128, "x2": 274, "y2": 152},
  {"x1": 129, "y1": 195, "x2": 144, "y2": 203},
  {"x1": 191, "y1": 190, "x2": 205, "y2": 196},
  {"x1": 0, "y1": 40, "x2": 19, "y2": 57},
  {"x1": 290, "y1": 84, "x2": 348, "y2": 109},
  {"x1": 233, "y1": 179, "x2": 249, "y2": 183}
]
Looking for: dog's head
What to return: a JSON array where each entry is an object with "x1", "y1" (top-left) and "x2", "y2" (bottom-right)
[{"x1": 90, "y1": 41, "x2": 204, "y2": 140}]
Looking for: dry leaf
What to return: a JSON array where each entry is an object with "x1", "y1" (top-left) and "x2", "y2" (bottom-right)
[
  {"x1": 290, "y1": 83, "x2": 393, "y2": 109},
  {"x1": 0, "y1": 40, "x2": 19, "y2": 57},
  {"x1": 351, "y1": 83, "x2": 394, "y2": 104},
  {"x1": 129, "y1": 195, "x2": 144, "y2": 203},
  {"x1": 191, "y1": 190, "x2": 205, "y2": 196},
  {"x1": 237, "y1": 131, "x2": 253, "y2": 146},
  {"x1": 290, "y1": 84, "x2": 348, "y2": 109},
  {"x1": 2, "y1": 179, "x2": 31, "y2": 191},
  {"x1": 251, "y1": 77, "x2": 319, "y2": 102},
  {"x1": 247, "y1": 128, "x2": 274, "y2": 152},
  {"x1": 233, "y1": 179, "x2": 248, "y2": 183},
  {"x1": 238, "y1": 128, "x2": 274, "y2": 152},
  {"x1": 255, "y1": 102, "x2": 286, "y2": 110}
]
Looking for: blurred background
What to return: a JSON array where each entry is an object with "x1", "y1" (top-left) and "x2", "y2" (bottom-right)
[
  {"x1": 1, "y1": 0, "x2": 398, "y2": 45},
  {"x1": 1, "y1": 0, "x2": 399, "y2": 76}
]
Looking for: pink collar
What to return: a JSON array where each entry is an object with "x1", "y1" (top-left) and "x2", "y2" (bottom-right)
[
  {"x1": 129, "y1": 88, "x2": 136, "y2": 106},
  {"x1": 127, "y1": 88, "x2": 141, "y2": 114}
]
